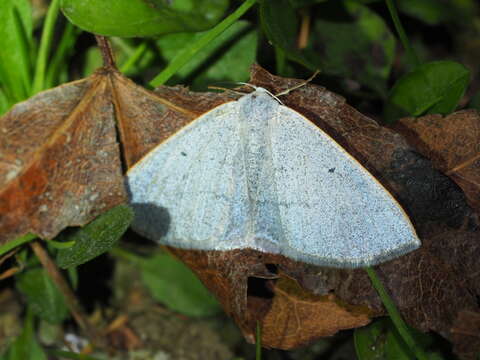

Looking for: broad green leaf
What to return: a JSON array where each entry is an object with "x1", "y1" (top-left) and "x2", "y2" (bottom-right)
[
  {"x1": 141, "y1": 252, "x2": 220, "y2": 317},
  {"x1": 310, "y1": 0, "x2": 396, "y2": 94},
  {"x1": 0, "y1": 0, "x2": 33, "y2": 103},
  {"x1": 385, "y1": 60, "x2": 470, "y2": 122},
  {"x1": 4, "y1": 309, "x2": 47, "y2": 360},
  {"x1": 61, "y1": 0, "x2": 229, "y2": 37},
  {"x1": 156, "y1": 20, "x2": 257, "y2": 89},
  {"x1": 259, "y1": 0, "x2": 316, "y2": 71},
  {"x1": 16, "y1": 269, "x2": 69, "y2": 324},
  {"x1": 56, "y1": 205, "x2": 133, "y2": 269}
]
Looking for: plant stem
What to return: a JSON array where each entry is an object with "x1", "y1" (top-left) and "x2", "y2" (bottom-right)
[
  {"x1": 12, "y1": 6, "x2": 32, "y2": 97},
  {"x1": 95, "y1": 35, "x2": 117, "y2": 69},
  {"x1": 30, "y1": 240, "x2": 102, "y2": 348},
  {"x1": 45, "y1": 21, "x2": 78, "y2": 88},
  {"x1": 275, "y1": 47, "x2": 286, "y2": 75},
  {"x1": 256, "y1": 321, "x2": 262, "y2": 360},
  {"x1": 120, "y1": 42, "x2": 148, "y2": 74},
  {"x1": 385, "y1": 0, "x2": 420, "y2": 67},
  {"x1": 32, "y1": 0, "x2": 60, "y2": 94},
  {"x1": 0, "y1": 233, "x2": 36, "y2": 257},
  {"x1": 149, "y1": 0, "x2": 257, "y2": 87},
  {"x1": 366, "y1": 267, "x2": 428, "y2": 360}
]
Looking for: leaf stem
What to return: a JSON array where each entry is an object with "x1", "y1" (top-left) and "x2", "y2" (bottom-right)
[
  {"x1": 120, "y1": 42, "x2": 148, "y2": 74},
  {"x1": 256, "y1": 321, "x2": 262, "y2": 360},
  {"x1": 365, "y1": 267, "x2": 428, "y2": 360},
  {"x1": 32, "y1": 0, "x2": 60, "y2": 94},
  {"x1": 0, "y1": 233, "x2": 36, "y2": 257},
  {"x1": 274, "y1": 47, "x2": 286, "y2": 75},
  {"x1": 149, "y1": 0, "x2": 257, "y2": 87},
  {"x1": 385, "y1": 0, "x2": 420, "y2": 67},
  {"x1": 30, "y1": 240, "x2": 102, "y2": 348}
]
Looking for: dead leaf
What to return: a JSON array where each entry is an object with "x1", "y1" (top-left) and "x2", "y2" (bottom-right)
[
  {"x1": 260, "y1": 274, "x2": 371, "y2": 349},
  {"x1": 146, "y1": 65, "x2": 480, "y2": 357},
  {"x1": 451, "y1": 310, "x2": 480, "y2": 360},
  {"x1": 0, "y1": 71, "x2": 126, "y2": 244},
  {"x1": 395, "y1": 110, "x2": 480, "y2": 212},
  {"x1": 0, "y1": 66, "x2": 216, "y2": 245}
]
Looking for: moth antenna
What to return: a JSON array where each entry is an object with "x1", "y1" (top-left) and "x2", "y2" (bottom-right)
[{"x1": 275, "y1": 69, "x2": 320, "y2": 97}]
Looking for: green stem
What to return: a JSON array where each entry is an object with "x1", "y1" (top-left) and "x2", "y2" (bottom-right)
[
  {"x1": 256, "y1": 321, "x2": 262, "y2": 360},
  {"x1": 32, "y1": 0, "x2": 61, "y2": 94},
  {"x1": 0, "y1": 233, "x2": 37, "y2": 257},
  {"x1": 45, "y1": 21, "x2": 78, "y2": 88},
  {"x1": 12, "y1": 6, "x2": 32, "y2": 98},
  {"x1": 45, "y1": 239, "x2": 75, "y2": 249},
  {"x1": 274, "y1": 46, "x2": 286, "y2": 75},
  {"x1": 120, "y1": 42, "x2": 148, "y2": 74},
  {"x1": 366, "y1": 267, "x2": 428, "y2": 360},
  {"x1": 149, "y1": 0, "x2": 257, "y2": 87},
  {"x1": 385, "y1": 0, "x2": 420, "y2": 67}
]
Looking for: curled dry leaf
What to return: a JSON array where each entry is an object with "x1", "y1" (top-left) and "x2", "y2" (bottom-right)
[
  {"x1": 145, "y1": 65, "x2": 480, "y2": 357},
  {"x1": 0, "y1": 66, "x2": 207, "y2": 245},
  {"x1": 394, "y1": 110, "x2": 480, "y2": 213}
]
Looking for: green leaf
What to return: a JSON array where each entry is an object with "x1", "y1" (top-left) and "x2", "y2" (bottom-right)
[
  {"x1": 0, "y1": 0, "x2": 33, "y2": 103},
  {"x1": 141, "y1": 252, "x2": 220, "y2": 317},
  {"x1": 61, "y1": 0, "x2": 229, "y2": 37},
  {"x1": 311, "y1": 0, "x2": 396, "y2": 94},
  {"x1": 259, "y1": 0, "x2": 316, "y2": 71},
  {"x1": 385, "y1": 60, "x2": 470, "y2": 122},
  {"x1": 0, "y1": 233, "x2": 37, "y2": 258},
  {"x1": 354, "y1": 318, "x2": 413, "y2": 359},
  {"x1": 56, "y1": 205, "x2": 133, "y2": 269},
  {"x1": 0, "y1": 88, "x2": 8, "y2": 116},
  {"x1": 354, "y1": 318, "x2": 446, "y2": 360},
  {"x1": 4, "y1": 309, "x2": 47, "y2": 360},
  {"x1": 156, "y1": 20, "x2": 257, "y2": 89},
  {"x1": 16, "y1": 268, "x2": 69, "y2": 324},
  {"x1": 13, "y1": 0, "x2": 33, "y2": 38}
]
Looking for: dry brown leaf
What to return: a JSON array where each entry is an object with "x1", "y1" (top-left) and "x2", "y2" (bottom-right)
[
  {"x1": 451, "y1": 310, "x2": 480, "y2": 360},
  {"x1": 395, "y1": 110, "x2": 480, "y2": 212},
  {"x1": 147, "y1": 65, "x2": 480, "y2": 357},
  {"x1": 260, "y1": 274, "x2": 371, "y2": 349},
  {"x1": 0, "y1": 70, "x2": 126, "y2": 244},
  {"x1": 0, "y1": 66, "x2": 216, "y2": 245}
]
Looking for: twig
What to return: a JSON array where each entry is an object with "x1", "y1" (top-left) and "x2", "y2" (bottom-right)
[{"x1": 95, "y1": 35, "x2": 117, "y2": 69}]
